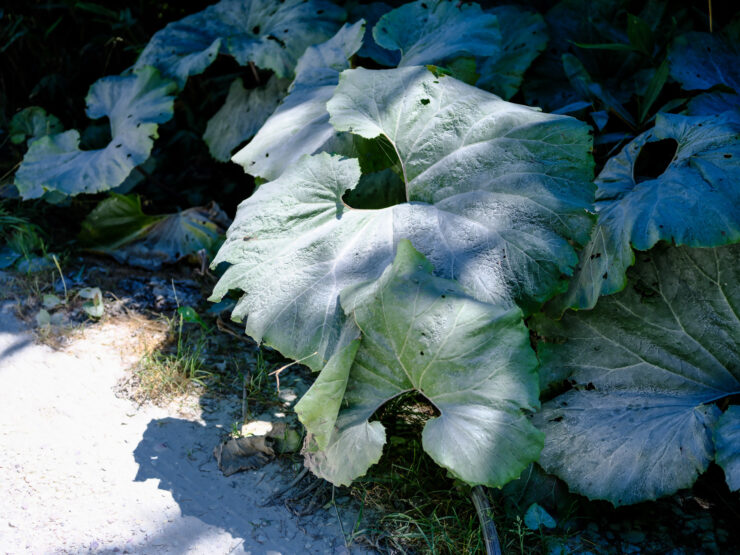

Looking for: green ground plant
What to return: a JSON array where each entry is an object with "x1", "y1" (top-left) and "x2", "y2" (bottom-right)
[{"x1": 3, "y1": 0, "x2": 740, "y2": 552}]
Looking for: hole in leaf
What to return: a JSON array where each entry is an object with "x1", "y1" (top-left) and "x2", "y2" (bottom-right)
[
  {"x1": 633, "y1": 138, "x2": 678, "y2": 183},
  {"x1": 371, "y1": 391, "x2": 441, "y2": 437},
  {"x1": 420, "y1": 98, "x2": 430, "y2": 105},
  {"x1": 342, "y1": 170, "x2": 406, "y2": 209},
  {"x1": 252, "y1": 25, "x2": 260, "y2": 34},
  {"x1": 79, "y1": 119, "x2": 113, "y2": 150}
]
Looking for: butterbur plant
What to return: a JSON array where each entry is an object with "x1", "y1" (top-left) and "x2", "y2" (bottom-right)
[
  {"x1": 210, "y1": 59, "x2": 595, "y2": 502},
  {"x1": 6, "y1": 0, "x2": 740, "y2": 547},
  {"x1": 208, "y1": 0, "x2": 740, "y2": 521}
]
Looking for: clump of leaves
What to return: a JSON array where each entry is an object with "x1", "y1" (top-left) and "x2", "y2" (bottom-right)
[{"x1": 79, "y1": 194, "x2": 230, "y2": 270}]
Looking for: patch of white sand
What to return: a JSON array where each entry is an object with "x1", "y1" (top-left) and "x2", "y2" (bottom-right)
[{"x1": 0, "y1": 303, "x2": 369, "y2": 554}]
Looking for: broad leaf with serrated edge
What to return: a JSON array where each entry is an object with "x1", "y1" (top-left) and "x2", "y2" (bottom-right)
[
  {"x1": 204, "y1": 75, "x2": 290, "y2": 162},
  {"x1": 15, "y1": 67, "x2": 176, "y2": 200},
  {"x1": 668, "y1": 31, "x2": 740, "y2": 93},
  {"x1": 550, "y1": 112, "x2": 740, "y2": 312},
  {"x1": 212, "y1": 67, "x2": 593, "y2": 368},
  {"x1": 232, "y1": 20, "x2": 365, "y2": 181},
  {"x1": 373, "y1": 0, "x2": 500, "y2": 67},
  {"x1": 135, "y1": 0, "x2": 345, "y2": 87},
  {"x1": 715, "y1": 406, "x2": 740, "y2": 491},
  {"x1": 534, "y1": 244, "x2": 740, "y2": 505},
  {"x1": 302, "y1": 240, "x2": 542, "y2": 487}
]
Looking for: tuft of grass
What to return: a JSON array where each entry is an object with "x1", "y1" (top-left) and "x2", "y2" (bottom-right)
[
  {"x1": 347, "y1": 392, "x2": 560, "y2": 554},
  {"x1": 134, "y1": 310, "x2": 212, "y2": 402}
]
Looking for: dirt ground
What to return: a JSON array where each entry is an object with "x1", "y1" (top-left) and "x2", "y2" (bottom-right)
[{"x1": 0, "y1": 301, "x2": 371, "y2": 554}]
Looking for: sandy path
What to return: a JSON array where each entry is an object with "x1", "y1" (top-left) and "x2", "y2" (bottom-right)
[{"x1": 0, "y1": 303, "x2": 369, "y2": 554}]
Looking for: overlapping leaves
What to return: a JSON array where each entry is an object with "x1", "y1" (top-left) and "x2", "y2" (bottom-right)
[
  {"x1": 204, "y1": 75, "x2": 290, "y2": 162},
  {"x1": 81, "y1": 194, "x2": 230, "y2": 270},
  {"x1": 552, "y1": 112, "x2": 740, "y2": 311},
  {"x1": 211, "y1": 66, "x2": 594, "y2": 369},
  {"x1": 298, "y1": 240, "x2": 543, "y2": 487},
  {"x1": 534, "y1": 244, "x2": 740, "y2": 504},
  {"x1": 232, "y1": 20, "x2": 365, "y2": 181},
  {"x1": 15, "y1": 67, "x2": 177, "y2": 200},
  {"x1": 372, "y1": 0, "x2": 500, "y2": 67},
  {"x1": 476, "y1": 6, "x2": 547, "y2": 100},
  {"x1": 669, "y1": 27, "x2": 740, "y2": 116},
  {"x1": 135, "y1": 0, "x2": 346, "y2": 86}
]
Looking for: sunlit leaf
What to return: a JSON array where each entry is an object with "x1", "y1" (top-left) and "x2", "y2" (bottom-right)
[
  {"x1": 204, "y1": 75, "x2": 290, "y2": 162},
  {"x1": 303, "y1": 240, "x2": 542, "y2": 487},
  {"x1": 212, "y1": 67, "x2": 594, "y2": 368},
  {"x1": 135, "y1": 0, "x2": 346, "y2": 86},
  {"x1": 15, "y1": 67, "x2": 176, "y2": 200},
  {"x1": 232, "y1": 20, "x2": 365, "y2": 181}
]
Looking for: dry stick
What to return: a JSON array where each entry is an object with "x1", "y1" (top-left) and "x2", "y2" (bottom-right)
[
  {"x1": 269, "y1": 352, "x2": 317, "y2": 392},
  {"x1": 471, "y1": 486, "x2": 503, "y2": 555},
  {"x1": 249, "y1": 61, "x2": 260, "y2": 84},
  {"x1": 294, "y1": 481, "x2": 327, "y2": 516},
  {"x1": 215, "y1": 316, "x2": 252, "y2": 343},
  {"x1": 260, "y1": 468, "x2": 310, "y2": 506}
]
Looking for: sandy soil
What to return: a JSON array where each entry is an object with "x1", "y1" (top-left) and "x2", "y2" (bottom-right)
[{"x1": 0, "y1": 302, "x2": 370, "y2": 554}]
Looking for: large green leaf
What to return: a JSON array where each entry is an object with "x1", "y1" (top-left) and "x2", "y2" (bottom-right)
[
  {"x1": 14, "y1": 67, "x2": 176, "y2": 200},
  {"x1": 231, "y1": 20, "x2": 365, "y2": 181},
  {"x1": 715, "y1": 406, "x2": 740, "y2": 491},
  {"x1": 203, "y1": 75, "x2": 290, "y2": 162},
  {"x1": 302, "y1": 240, "x2": 542, "y2": 487},
  {"x1": 551, "y1": 112, "x2": 740, "y2": 311},
  {"x1": 372, "y1": 0, "x2": 500, "y2": 67},
  {"x1": 328, "y1": 66, "x2": 593, "y2": 211},
  {"x1": 534, "y1": 244, "x2": 740, "y2": 505},
  {"x1": 212, "y1": 67, "x2": 593, "y2": 368},
  {"x1": 135, "y1": 0, "x2": 346, "y2": 86},
  {"x1": 668, "y1": 31, "x2": 740, "y2": 92},
  {"x1": 294, "y1": 338, "x2": 361, "y2": 451},
  {"x1": 688, "y1": 91, "x2": 740, "y2": 117},
  {"x1": 476, "y1": 6, "x2": 548, "y2": 100}
]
